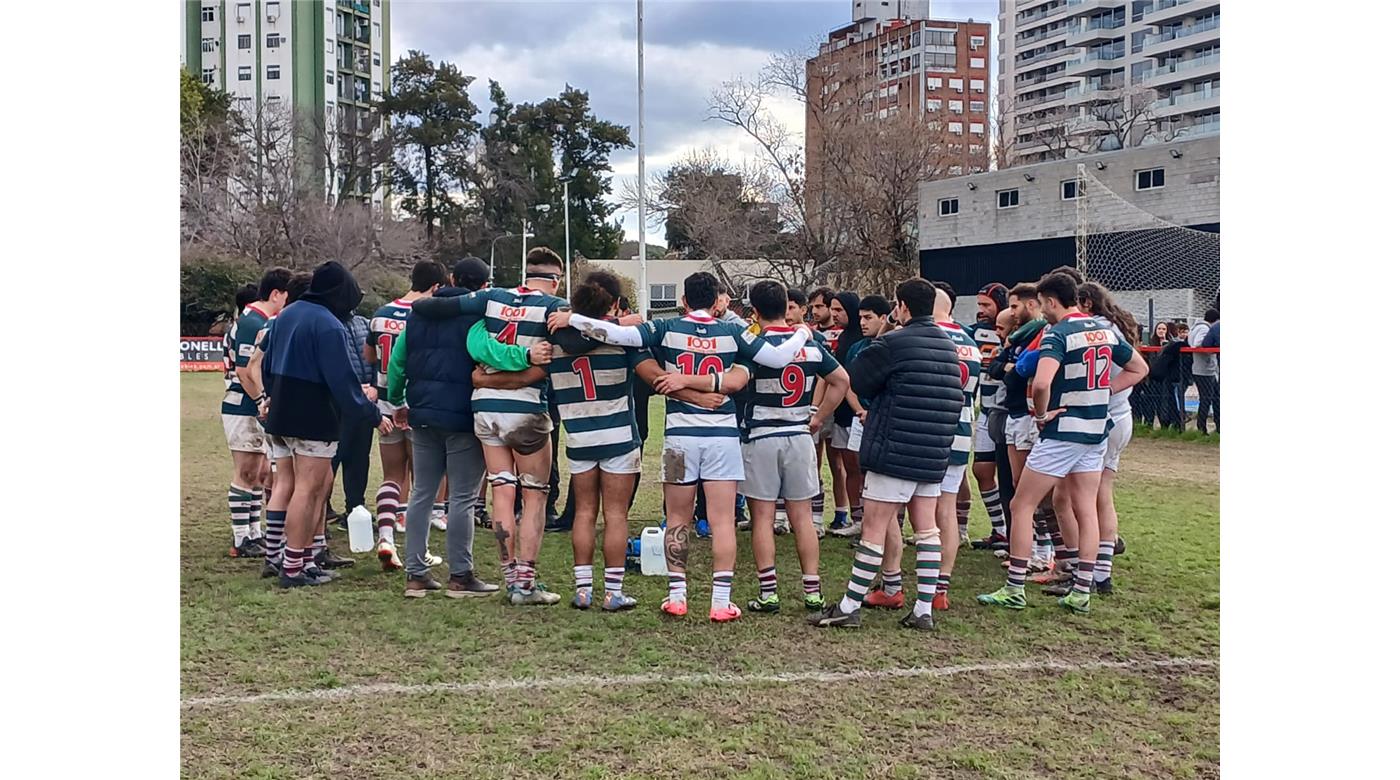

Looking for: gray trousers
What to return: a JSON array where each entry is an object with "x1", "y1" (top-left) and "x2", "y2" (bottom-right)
[{"x1": 406, "y1": 426, "x2": 486, "y2": 578}]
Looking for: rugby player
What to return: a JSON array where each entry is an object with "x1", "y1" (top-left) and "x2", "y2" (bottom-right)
[
  {"x1": 978, "y1": 273, "x2": 1147, "y2": 613},
  {"x1": 806, "y1": 287, "x2": 850, "y2": 532},
  {"x1": 549, "y1": 271, "x2": 812, "y2": 622},
  {"x1": 828, "y1": 291, "x2": 866, "y2": 539},
  {"x1": 738, "y1": 281, "x2": 850, "y2": 614},
  {"x1": 997, "y1": 283, "x2": 1056, "y2": 571},
  {"x1": 365, "y1": 261, "x2": 447, "y2": 570},
  {"x1": 221, "y1": 267, "x2": 291, "y2": 559},
  {"x1": 412, "y1": 247, "x2": 570, "y2": 606},
  {"x1": 932, "y1": 287, "x2": 982, "y2": 610},
  {"x1": 968, "y1": 283, "x2": 1010, "y2": 551}
]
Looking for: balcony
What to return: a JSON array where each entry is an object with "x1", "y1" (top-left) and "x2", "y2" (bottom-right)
[
  {"x1": 1015, "y1": 23, "x2": 1071, "y2": 50},
  {"x1": 1014, "y1": 67, "x2": 1079, "y2": 94},
  {"x1": 1132, "y1": 51, "x2": 1220, "y2": 87},
  {"x1": 1142, "y1": 0, "x2": 1219, "y2": 26},
  {"x1": 1015, "y1": 88, "x2": 1066, "y2": 109},
  {"x1": 1015, "y1": 1, "x2": 1072, "y2": 28},
  {"x1": 1143, "y1": 115, "x2": 1219, "y2": 145},
  {"x1": 1062, "y1": 80, "x2": 1125, "y2": 104},
  {"x1": 1140, "y1": 15, "x2": 1220, "y2": 56},
  {"x1": 1065, "y1": 0, "x2": 1124, "y2": 19},
  {"x1": 1066, "y1": 16, "x2": 1126, "y2": 46},
  {"x1": 1151, "y1": 86, "x2": 1220, "y2": 116},
  {"x1": 1065, "y1": 47, "x2": 1125, "y2": 75}
]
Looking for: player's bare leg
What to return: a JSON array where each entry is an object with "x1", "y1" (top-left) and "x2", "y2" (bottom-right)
[
  {"x1": 569, "y1": 467, "x2": 601, "y2": 607},
  {"x1": 280, "y1": 454, "x2": 334, "y2": 587},
  {"x1": 840, "y1": 448, "x2": 864, "y2": 532},
  {"x1": 955, "y1": 475, "x2": 972, "y2": 546},
  {"x1": 811, "y1": 496, "x2": 901, "y2": 627},
  {"x1": 825, "y1": 440, "x2": 850, "y2": 528},
  {"x1": 933, "y1": 491, "x2": 959, "y2": 610},
  {"x1": 704, "y1": 479, "x2": 741, "y2": 621},
  {"x1": 509, "y1": 446, "x2": 554, "y2": 604},
  {"x1": 1093, "y1": 466, "x2": 1120, "y2": 594},
  {"x1": 227, "y1": 450, "x2": 265, "y2": 557},
  {"x1": 1058, "y1": 471, "x2": 1103, "y2": 613},
  {"x1": 979, "y1": 467, "x2": 1059, "y2": 609},
  {"x1": 482, "y1": 444, "x2": 519, "y2": 591},
  {"x1": 599, "y1": 471, "x2": 637, "y2": 610},
  {"x1": 262, "y1": 456, "x2": 294, "y2": 578},
  {"x1": 865, "y1": 512, "x2": 906, "y2": 609},
  {"x1": 661, "y1": 482, "x2": 697, "y2": 615}
]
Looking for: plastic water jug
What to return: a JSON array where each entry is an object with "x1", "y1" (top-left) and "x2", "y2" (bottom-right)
[
  {"x1": 347, "y1": 505, "x2": 375, "y2": 553},
  {"x1": 639, "y1": 526, "x2": 666, "y2": 576}
]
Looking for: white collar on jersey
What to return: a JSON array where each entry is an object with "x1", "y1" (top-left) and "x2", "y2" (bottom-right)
[{"x1": 684, "y1": 309, "x2": 716, "y2": 322}]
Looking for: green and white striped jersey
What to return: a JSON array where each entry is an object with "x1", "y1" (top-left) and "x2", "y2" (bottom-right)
[
  {"x1": 1037, "y1": 313, "x2": 1135, "y2": 444},
  {"x1": 462, "y1": 287, "x2": 567, "y2": 415},
  {"x1": 739, "y1": 326, "x2": 840, "y2": 443},
  {"x1": 548, "y1": 343, "x2": 646, "y2": 462},
  {"x1": 221, "y1": 304, "x2": 271, "y2": 416},
  {"x1": 938, "y1": 321, "x2": 983, "y2": 465}
]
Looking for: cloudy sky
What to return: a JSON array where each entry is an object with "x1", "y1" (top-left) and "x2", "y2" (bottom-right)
[{"x1": 391, "y1": 0, "x2": 999, "y2": 248}]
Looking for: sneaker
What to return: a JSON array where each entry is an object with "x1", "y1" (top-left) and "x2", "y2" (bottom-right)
[
  {"x1": 314, "y1": 548, "x2": 355, "y2": 569},
  {"x1": 377, "y1": 541, "x2": 403, "y2": 571},
  {"x1": 571, "y1": 588, "x2": 593, "y2": 609},
  {"x1": 971, "y1": 533, "x2": 1008, "y2": 550},
  {"x1": 249, "y1": 535, "x2": 267, "y2": 549},
  {"x1": 430, "y1": 509, "x2": 447, "y2": 531},
  {"x1": 803, "y1": 593, "x2": 825, "y2": 611},
  {"x1": 532, "y1": 582, "x2": 563, "y2": 604},
  {"x1": 1094, "y1": 577, "x2": 1114, "y2": 596},
  {"x1": 695, "y1": 518, "x2": 712, "y2": 538},
  {"x1": 475, "y1": 507, "x2": 491, "y2": 529},
  {"x1": 278, "y1": 571, "x2": 327, "y2": 589},
  {"x1": 1114, "y1": 536, "x2": 1126, "y2": 555},
  {"x1": 899, "y1": 610, "x2": 936, "y2": 631},
  {"x1": 864, "y1": 589, "x2": 905, "y2": 609},
  {"x1": 602, "y1": 592, "x2": 638, "y2": 612},
  {"x1": 394, "y1": 514, "x2": 406, "y2": 534},
  {"x1": 830, "y1": 520, "x2": 863, "y2": 538},
  {"x1": 260, "y1": 561, "x2": 281, "y2": 579},
  {"x1": 736, "y1": 518, "x2": 752, "y2": 531},
  {"x1": 993, "y1": 549, "x2": 1010, "y2": 560},
  {"x1": 1026, "y1": 557, "x2": 1053, "y2": 574},
  {"x1": 932, "y1": 592, "x2": 951, "y2": 611},
  {"x1": 959, "y1": 531, "x2": 971, "y2": 548},
  {"x1": 229, "y1": 537, "x2": 263, "y2": 559},
  {"x1": 976, "y1": 585, "x2": 1027, "y2": 610},
  {"x1": 301, "y1": 565, "x2": 337, "y2": 585},
  {"x1": 709, "y1": 603, "x2": 742, "y2": 622},
  {"x1": 446, "y1": 572, "x2": 499, "y2": 598},
  {"x1": 1042, "y1": 582, "x2": 1074, "y2": 597},
  {"x1": 828, "y1": 512, "x2": 851, "y2": 531},
  {"x1": 423, "y1": 550, "x2": 443, "y2": 567},
  {"x1": 510, "y1": 587, "x2": 560, "y2": 606},
  {"x1": 404, "y1": 574, "x2": 442, "y2": 598},
  {"x1": 808, "y1": 602, "x2": 861, "y2": 628},
  {"x1": 747, "y1": 594, "x2": 780, "y2": 613},
  {"x1": 544, "y1": 515, "x2": 572, "y2": 534},
  {"x1": 1058, "y1": 591, "x2": 1091, "y2": 614},
  {"x1": 661, "y1": 599, "x2": 688, "y2": 617}
]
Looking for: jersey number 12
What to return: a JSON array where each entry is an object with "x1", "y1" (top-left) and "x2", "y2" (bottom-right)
[{"x1": 1082, "y1": 346, "x2": 1112, "y2": 391}]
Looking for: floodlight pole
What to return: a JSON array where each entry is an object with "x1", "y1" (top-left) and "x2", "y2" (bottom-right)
[{"x1": 636, "y1": 0, "x2": 647, "y2": 318}]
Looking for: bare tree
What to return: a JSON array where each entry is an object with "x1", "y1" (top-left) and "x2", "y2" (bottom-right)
[{"x1": 1079, "y1": 85, "x2": 1182, "y2": 152}]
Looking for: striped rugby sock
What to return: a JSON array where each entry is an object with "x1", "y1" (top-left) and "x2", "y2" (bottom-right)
[
  {"x1": 228, "y1": 484, "x2": 253, "y2": 545},
  {"x1": 711, "y1": 570, "x2": 734, "y2": 610},
  {"x1": 757, "y1": 566, "x2": 778, "y2": 598},
  {"x1": 936, "y1": 573, "x2": 951, "y2": 595},
  {"x1": 1007, "y1": 557, "x2": 1029, "y2": 589},
  {"x1": 263, "y1": 510, "x2": 286, "y2": 565},
  {"x1": 574, "y1": 565, "x2": 593, "y2": 591},
  {"x1": 913, "y1": 539, "x2": 942, "y2": 617},
  {"x1": 667, "y1": 572, "x2": 687, "y2": 604},
  {"x1": 981, "y1": 488, "x2": 1006, "y2": 538},
  {"x1": 839, "y1": 543, "x2": 884, "y2": 613},
  {"x1": 802, "y1": 573, "x2": 821, "y2": 595},
  {"x1": 375, "y1": 482, "x2": 399, "y2": 542},
  {"x1": 517, "y1": 560, "x2": 537, "y2": 592},
  {"x1": 956, "y1": 499, "x2": 971, "y2": 536},
  {"x1": 1093, "y1": 540, "x2": 1115, "y2": 583},
  {"x1": 604, "y1": 567, "x2": 624, "y2": 596},
  {"x1": 248, "y1": 488, "x2": 264, "y2": 539},
  {"x1": 281, "y1": 547, "x2": 305, "y2": 578},
  {"x1": 1073, "y1": 560, "x2": 1095, "y2": 595},
  {"x1": 881, "y1": 569, "x2": 903, "y2": 597}
]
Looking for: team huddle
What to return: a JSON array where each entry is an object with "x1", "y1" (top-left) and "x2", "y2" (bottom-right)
[{"x1": 217, "y1": 247, "x2": 1148, "y2": 629}]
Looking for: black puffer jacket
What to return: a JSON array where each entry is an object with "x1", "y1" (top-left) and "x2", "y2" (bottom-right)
[{"x1": 849, "y1": 317, "x2": 965, "y2": 484}]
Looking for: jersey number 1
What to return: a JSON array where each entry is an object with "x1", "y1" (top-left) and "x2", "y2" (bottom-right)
[
  {"x1": 571, "y1": 357, "x2": 597, "y2": 401},
  {"x1": 377, "y1": 333, "x2": 394, "y2": 374},
  {"x1": 1082, "y1": 346, "x2": 1112, "y2": 390}
]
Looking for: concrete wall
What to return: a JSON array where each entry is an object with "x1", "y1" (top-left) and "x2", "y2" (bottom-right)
[{"x1": 917, "y1": 134, "x2": 1219, "y2": 250}]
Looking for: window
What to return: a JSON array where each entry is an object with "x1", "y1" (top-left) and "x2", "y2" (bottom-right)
[
  {"x1": 970, "y1": 122, "x2": 985, "y2": 135},
  {"x1": 926, "y1": 52, "x2": 957, "y2": 69},
  {"x1": 951, "y1": 100, "x2": 964, "y2": 113},
  {"x1": 266, "y1": 64, "x2": 281, "y2": 80},
  {"x1": 201, "y1": 68, "x2": 215, "y2": 84},
  {"x1": 970, "y1": 100, "x2": 985, "y2": 112},
  {"x1": 237, "y1": 65, "x2": 252, "y2": 81},
  {"x1": 1061, "y1": 179, "x2": 1083, "y2": 200},
  {"x1": 326, "y1": 72, "x2": 336, "y2": 85},
  {"x1": 266, "y1": 33, "x2": 281, "y2": 48},
  {"x1": 267, "y1": 95, "x2": 282, "y2": 104},
  {"x1": 928, "y1": 77, "x2": 942, "y2": 90},
  {"x1": 1136, "y1": 167, "x2": 1165, "y2": 190},
  {"x1": 925, "y1": 30, "x2": 955, "y2": 46},
  {"x1": 971, "y1": 79, "x2": 985, "y2": 92},
  {"x1": 373, "y1": 21, "x2": 381, "y2": 40},
  {"x1": 650, "y1": 284, "x2": 677, "y2": 307},
  {"x1": 236, "y1": 3, "x2": 250, "y2": 22},
  {"x1": 201, "y1": 6, "x2": 215, "y2": 22},
  {"x1": 971, "y1": 58, "x2": 985, "y2": 69},
  {"x1": 201, "y1": 37, "x2": 216, "y2": 53},
  {"x1": 971, "y1": 35, "x2": 985, "y2": 49},
  {"x1": 950, "y1": 78, "x2": 964, "y2": 92},
  {"x1": 997, "y1": 189, "x2": 1020, "y2": 209},
  {"x1": 237, "y1": 34, "x2": 251, "y2": 49},
  {"x1": 950, "y1": 121, "x2": 963, "y2": 134},
  {"x1": 266, "y1": 1, "x2": 281, "y2": 21},
  {"x1": 373, "y1": 52, "x2": 381, "y2": 67},
  {"x1": 926, "y1": 98, "x2": 942, "y2": 111},
  {"x1": 938, "y1": 197, "x2": 959, "y2": 217}
]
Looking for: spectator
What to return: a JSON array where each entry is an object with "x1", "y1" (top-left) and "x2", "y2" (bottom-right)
[
  {"x1": 326, "y1": 310, "x2": 378, "y2": 531},
  {"x1": 1146, "y1": 322, "x2": 1186, "y2": 430},
  {"x1": 1189, "y1": 308, "x2": 1220, "y2": 434}
]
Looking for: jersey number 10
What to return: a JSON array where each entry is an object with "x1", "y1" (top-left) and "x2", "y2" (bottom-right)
[{"x1": 676, "y1": 352, "x2": 724, "y2": 377}]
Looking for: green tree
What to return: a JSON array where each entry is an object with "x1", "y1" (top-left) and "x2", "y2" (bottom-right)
[
  {"x1": 379, "y1": 51, "x2": 480, "y2": 238},
  {"x1": 534, "y1": 85, "x2": 632, "y2": 259},
  {"x1": 180, "y1": 68, "x2": 233, "y2": 139}
]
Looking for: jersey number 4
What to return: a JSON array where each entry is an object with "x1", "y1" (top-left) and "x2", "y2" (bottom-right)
[
  {"x1": 571, "y1": 357, "x2": 597, "y2": 402},
  {"x1": 495, "y1": 322, "x2": 519, "y2": 345},
  {"x1": 1082, "y1": 346, "x2": 1113, "y2": 391}
]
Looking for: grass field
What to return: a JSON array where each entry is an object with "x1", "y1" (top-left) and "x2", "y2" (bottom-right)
[{"x1": 180, "y1": 372, "x2": 1220, "y2": 779}]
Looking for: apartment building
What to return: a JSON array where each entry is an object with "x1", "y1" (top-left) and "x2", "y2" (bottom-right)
[
  {"x1": 807, "y1": 2, "x2": 994, "y2": 181},
  {"x1": 999, "y1": 0, "x2": 1219, "y2": 165},
  {"x1": 181, "y1": 0, "x2": 390, "y2": 205}
]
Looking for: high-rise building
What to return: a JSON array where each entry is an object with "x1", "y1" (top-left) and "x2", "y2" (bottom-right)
[
  {"x1": 181, "y1": 0, "x2": 390, "y2": 205},
  {"x1": 807, "y1": 2, "x2": 994, "y2": 181},
  {"x1": 998, "y1": 0, "x2": 1219, "y2": 166}
]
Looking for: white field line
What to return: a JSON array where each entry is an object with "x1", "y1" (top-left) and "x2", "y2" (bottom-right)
[{"x1": 182, "y1": 656, "x2": 1218, "y2": 709}]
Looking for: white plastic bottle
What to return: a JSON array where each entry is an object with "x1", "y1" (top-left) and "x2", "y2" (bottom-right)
[
  {"x1": 347, "y1": 505, "x2": 375, "y2": 553},
  {"x1": 639, "y1": 526, "x2": 666, "y2": 576}
]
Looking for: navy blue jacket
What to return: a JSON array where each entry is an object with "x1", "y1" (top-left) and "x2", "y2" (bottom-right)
[
  {"x1": 263, "y1": 262, "x2": 379, "y2": 442},
  {"x1": 848, "y1": 317, "x2": 964, "y2": 484},
  {"x1": 403, "y1": 286, "x2": 478, "y2": 432}
]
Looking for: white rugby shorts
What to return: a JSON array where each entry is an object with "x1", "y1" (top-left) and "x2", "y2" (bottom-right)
[
  {"x1": 1102, "y1": 413, "x2": 1133, "y2": 472},
  {"x1": 1025, "y1": 437, "x2": 1107, "y2": 479},
  {"x1": 940, "y1": 462, "x2": 967, "y2": 495},
  {"x1": 659, "y1": 435, "x2": 744, "y2": 484},
  {"x1": 568, "y1": 447, "x2": 642, "y2": 476},
  {"x1": 223, "y1": 413, "x2": 266, "y2": 454},
  {"x1": 863, "y1": 470, "x2": 940, "y2": 504}
]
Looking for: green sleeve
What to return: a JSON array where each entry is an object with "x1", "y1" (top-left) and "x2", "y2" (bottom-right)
[
  {"x1": 387, "y1": 330, "x2": 409, "y2": 406},
  {"x1": 467, "y1": 320, "x2": 532, "y2": 371}
]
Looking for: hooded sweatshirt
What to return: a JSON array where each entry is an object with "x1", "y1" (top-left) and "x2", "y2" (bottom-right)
[{"x1": 263, "y1": 261, "x2": 379, "y2": 442}]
